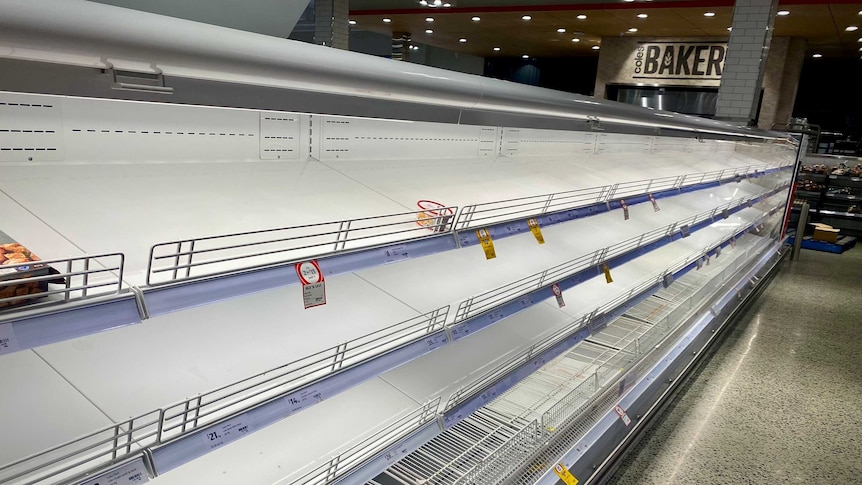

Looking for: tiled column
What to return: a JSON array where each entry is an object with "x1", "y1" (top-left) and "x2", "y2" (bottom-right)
[
  {"x1": 314, "y1": 0, "x2": 349, "y2": 49},
  {"x1": 392, "y1": 32, "x2": 412, "y2": 61},
  {"x1": 715, "y1": 0, "x2": 779, "y2": 124}
]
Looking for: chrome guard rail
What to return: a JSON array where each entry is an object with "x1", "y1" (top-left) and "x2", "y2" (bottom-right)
[
  {"x1": 0, "y1": 307, "x2": 448, "y2": 485},
  {"x1": 146, "y1": 206, "x2": 458, "y2": 285},
  {"x1": 0, "y1": 253, "x2": 125, "y2": 317},
  {"x1": 290, "y1": 398, "x2": 441, "y2": 485},
  {"x1": 158, "y1": 306, "x2": 448, "y2": 442},
  {"x1": 453, "y1": 162, "x2": 784, "y2": 232},
  {"x1": 452, "y1": 193, "x2": 759, "y2": 324},
  {"x1": 454, "y1": 419, "x2": 542, "y2": 485}
]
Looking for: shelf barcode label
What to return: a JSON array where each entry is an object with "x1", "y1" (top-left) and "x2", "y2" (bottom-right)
[
  {"x1": 553, "y1": 463, "x2": 579, "y2": 485},
  {"x1": 0, "y1": 324, "x2": 19, "y2": 355},
  {"x1": 75, "y1": 457, "x2": 149, "y2": 485},
  {"x1": 476, "y1": 228, "x2": 496, "y2": 260},
  {"x1": 382, "y1": 245, "x2": 409, "y2": 263},
  {"x1": 284, "y1": 387, "x2": 323, "y2": 414},
  {"x1": 527, "y1": 218, "x2": 545, "y2": 244},
  {"x1": 201, "y1": 413, "x2": 254, "y2": 451}
]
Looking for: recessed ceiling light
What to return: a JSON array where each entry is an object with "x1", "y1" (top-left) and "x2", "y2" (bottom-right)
[
  {"x1": 727, "y1": 27, "x2": 733, "y2": 31},
  {"x1": 493, "y1": 47, "x2": 501, "y2": 51},
  {"x1": 425, "y1": 29, "x2": 433, "y2": 34},
  {"x1": 557, "y1": 28, "x2": 566, "y2": 33},
  {"x1": 471, "y1": 16, "x2": 480, "y2": 21},
  {"x1": 459, "y1": 38, "x2": 467, "y2": 43},
  {"x1": 777, "y1": 10, "x2": 790, "y2": 16},
  {"x1": 443, "y1": 2, "x2": 451, "y2": 6},
  {"x1": 858, "y1": 37, "x2": 862, "y2": 42},
  {"x1": 425, "y1": 17, "x2": 434, "y2": 22},
  {"x1": 812, "y1": 53, "x2": 822, "y2": 58},
  {"x1": 592, "y1": 45, "x2": 600, "y2": 50},
  {"x1": 704, "y1": 12, "x2": 716, "y2": 17},
  {"x1": 637, "y1": 13, "x2": 648, "y2": 19},
  {"x1": 522, "y1": 54, "x2": 529, "y2": 58},
  {"x1": 348, "y1": 19, "x2": 356, "y2": 25},
  {"x1": 628, "y1": 28, "x2": 638, "y2": 32},
  {"x1": 383, "y1": 18, "x2": 391, "y2": 23},
  {"x1": 577, "y1": 14, "x2": 587, "y2": 20},
  {"x1": 522, "y1": 15, "x2": 532, "y2": 20},
  {"x1": 571, "y1": 38, "x2": 580, "y2": 42},
  {"x1": 624, "y1": 0, "x2": 635, "y2": 2},
  {"x1": 847, "y1": 26, "x2": 859, "y2": 32}
]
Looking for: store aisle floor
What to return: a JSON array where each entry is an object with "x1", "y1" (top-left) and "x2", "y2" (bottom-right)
[{"x1": 609, "y1": 246, "x2": 862, "y2": 485}]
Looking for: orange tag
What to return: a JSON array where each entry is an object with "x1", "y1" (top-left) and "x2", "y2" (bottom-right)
[
  {"x1": 476, "y1": 229, "x2": 496, "y2": 260},
  {"x1": 602, "y1": 263, "x2": 613, "y2": 284},
  {"x1": 527, "y1": 218, "x2": 545, "y2": 244}
]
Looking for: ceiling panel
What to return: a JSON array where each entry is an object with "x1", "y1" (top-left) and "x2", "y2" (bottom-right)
[{"x1": 350, "y1": 1, "x2": 862, "y2": 59}]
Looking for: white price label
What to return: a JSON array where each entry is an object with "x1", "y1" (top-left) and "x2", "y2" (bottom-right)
[
  {"x1": 382, "y1": 245, "x2": 409, "y2": 263},
  {"x1": 76, "y1": 458, "x2": 149, "y2": 485},
  {"x1": 302, "y1": 282, "x2": 326, "y2": 309},
  {"x1": 284, "y1": 387, "x2": 324, "y2": 414},
  {"x1": 552, "y1": 284, "x2": 566, "y2": 308},
  {"x1": 201, "y1": 414, "x2": 254, "y2": 451},
  {"x1": 613, "y1": 404, "x2": 632, "y2": 426},
  {"x1": 0, "y1": 324, "x2": 19, "y2": 355}
]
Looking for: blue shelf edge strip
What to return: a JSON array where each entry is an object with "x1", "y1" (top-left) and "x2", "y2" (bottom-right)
[{"x1": 448, "y1": 185, "x2": 788, "y2": 341}]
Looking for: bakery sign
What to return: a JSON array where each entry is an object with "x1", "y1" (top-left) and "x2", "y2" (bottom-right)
[{"x1": 631, "y1": 41, "x2": 727, "y2": 84}]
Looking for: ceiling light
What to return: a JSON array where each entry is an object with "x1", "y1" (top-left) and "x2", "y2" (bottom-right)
[
  {"x1": 637, "y1": 13, "x2": 648, "y2": 19},
  {"x1": 592, "y1": 45, "x2": 600, "y2": 50},
  {"x1": 777, "y1": 10, "x2": 790, "y2": 16},
  {"x1": 493, "y1": 47, "x2": 501, "y2": 51},
  {"x1": 471, "y1": 16, "x2": 480, "y2": 21},
  {"x1": 812, "y1": 53, "x2": 822, "y2": 58},
  {"x1": 727, "y1": 27, "x2": 732, "y2": 31},
  {"x1": 704, "y1": 12, "x2": 716, "y2": 17},
  {"x1": 847, "y1": 26, "x2": 859, "y2": 32},
  {"x1": 522, "y1": 54, "x2": 529, "y2": 58},
  {"x1": 459, "y1": 38, "x2": 467, "y2": 43},
  {"x1": 425, "y1": 17, "x2": 434, "y2": 22},
  {"x1": 348, "y1": 19, "x2": 356, "y2": 25},
  {"x1": 443, "y1": 2, "x2": 451, "y2": 6},
  {"x1": 425, "y1": 29, "x2": 433, "y2": 33},
  {"x1": 624, "y1": 0, "x2": 635, "y2": 2},
  {"x1": 858, "y1": 37, "x2": 862, "y2": 42},
  {"x1": 577, "y1": 14, "x2": 587, "y2": 20},
  {"x1": 571, "y1": 38, "x2": 580, "y2": 42},
  {"x1": 383, "y1": 18, "x2": 391, "y2": 23},
  {"x1": 557, "y1": 28, "x2": 566, "y2": 33},
  {"x1": 522, "y1": 15, "x2": 532, "y2": 20},
  {"x1": 628, "y1": 28, "x2": 638, "y2": 32}
]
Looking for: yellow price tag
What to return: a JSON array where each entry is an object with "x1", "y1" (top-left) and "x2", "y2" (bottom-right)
[
  {"x1": 553, "y1": 463, "x2": 579, "y2": 485},
  {"x1": 602, "y1": 263, "x2": 613, "y2": 284},
  {"x1": 527, "y1": 217, "x2": 545, "y2": 244},
  {"x1": 476, "y1": 228, "x2": 496, "y2": 260}
]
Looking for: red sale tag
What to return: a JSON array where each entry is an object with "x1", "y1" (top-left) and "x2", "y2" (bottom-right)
[{"x1": 295, "y1": 260, "x2": 326, "y2": 309}]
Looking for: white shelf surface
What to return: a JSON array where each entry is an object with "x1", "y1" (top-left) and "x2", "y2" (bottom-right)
[{"x1": 143, "y1": 214, "x2": 779, "y2": 485}]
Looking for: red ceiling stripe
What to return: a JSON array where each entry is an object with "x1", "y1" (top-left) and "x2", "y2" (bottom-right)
[{"x1": 350, "y1": 0, "x2": 861, "y2": 16}]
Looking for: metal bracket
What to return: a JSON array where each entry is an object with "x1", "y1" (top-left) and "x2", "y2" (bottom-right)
[{"x1": 130, "y1": 286, "x2": 150, "y2": 320}]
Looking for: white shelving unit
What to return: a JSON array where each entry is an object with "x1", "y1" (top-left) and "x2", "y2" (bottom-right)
[{"x1": 0, "y1": 2, "x2": 799, "y2": 484}]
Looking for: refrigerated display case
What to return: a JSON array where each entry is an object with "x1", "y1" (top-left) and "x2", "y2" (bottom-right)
[{"x1": 0, "y1": 2, "x2": 798, "y2": 485}]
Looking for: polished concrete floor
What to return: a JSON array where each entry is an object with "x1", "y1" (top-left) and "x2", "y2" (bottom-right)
[{"x1": 610, "y1": 246, "x2": 862, "y2": 485}]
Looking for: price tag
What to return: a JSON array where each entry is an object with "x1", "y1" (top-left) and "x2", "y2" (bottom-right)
[
  {"x1": 613, "y1": 404, "x2": 632, "y2": 426},
  {"x1": 284, "y1": 386, "x2": 323, "y2": 414},
  {"x1": 382, "y1": 245, "x2": 409, "y2": 263},
  {"x1": 295, "y1": 260, "x2": 326, "y2": 309},
  {"x1": 486, "y1": 307, "x2": 506, "y2": 323},
  {"x1": 201, "y1": 414, "x2": 254, "y2": 451},
  {"x1": 527, "y1": 218, "x2": 545, "y2": 244},
  {"x1": 620, "y1": 199, "x2": 629, "y2": 220},
  {"x1": 476, "y1": 228, "x2": 496, "y2": 260},
  {"x1": 0, "y1": 324, "x2": 19, "y2": 355},
  {"x1": 553, "y1": 463, "x2": 579, "y2": 485},
  {"x1": 679, "y1": 224, "x2": 691, "y2": 238},
  {"x1": 551, "y1": 283, "x2": 565, "y2": 308},
  {"x1": 75, "y1": 458, "x2": 149, "y2": 485},
  {"x1": 602, "y1": 263, "x2": 613, "y2": 284},
  {"x1": 503, "y1": 222, "x2": 521, "y2": 235},
  {"x1": 648, "y1": 193, "x2": 661, "y2": 212}
]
